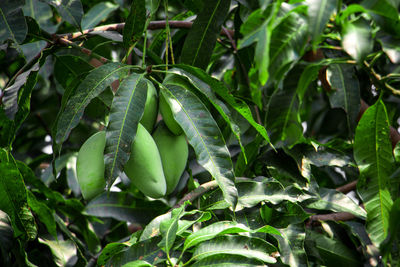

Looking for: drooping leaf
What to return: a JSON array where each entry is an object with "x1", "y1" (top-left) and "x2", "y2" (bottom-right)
[
  {"x1": 180, "y1": 0, "x2": 231, "y2": 69},
  {"x1": 98, "y1": 243, "x2": 130, "y2": 267},
  {"x1": 268, "y1": 4, "x2": 308, "y2": 83},
  {"x1": 307, "y1": 230, "x2": 361, "y2": 266},
  {"x1": 39, "y1": 239, "x2": 77, "y2": 267},
  {"x1": 0, "y1": 210, "x2": 14, "y2": 254},
  {"x1": 169, "y1": 65, "x2": 271, "y2": 146},
  {"x1": 341, "y1": 19, "x2": 373, "y2": 62},
  {"x1": 354, "y1": 99, "x2": 394, "y2": 246},
  {"x1": 191, "y1": 235, "x2": 277, "y2": 264},
  {"x1": 106, "y1": 237, "x2": 165, "y2": 267},
  {"x1": 104, "y1": 73, "x2": 148, "y2": 187},
  {"x1": 2, "y1": 62, "x2": 40, "y2": 120},
  {"x1": 123, "y1": 0, "x2": 146, "y2": 48},
  {"x1": 0, "y1": 0, "x2": 27, "y2": 44},
  {"x1": 265, "y1": 68, "x2": 304, "y2": 148},
  {"x1": 306, "y1": 188, "x2": 366, "y2": 219},
  {"x1": 306, "y1": 0, "x2": 338, "y2": 48},
  {"x1": 326, "y1": 64, "x2": 360, "y2": 133},
  {"x1": 160, "y1": 84, "x2": 238, "y2": 208},
  {"x1": 42, "y1": 0, "x2": 83, "y2": 30},
  {"x1": 85, "y1": 192, "x2": 166, "y2": 224},
  {"x1": 0, "y1": 149, "x2": 37, "y2": 241},
  {"x1": 81, "y1": 1, "x2": 118, "y2": 29},
  {"x1": 191, "y1": 254, "x2": 267, "y2": 267},
  {"x1": 158, "y1": 204, "x2": 186, "y2": 255},
  {"x1": 55, "y1": 63, "x2": 129, "y2": 144},
  {"x1": 27, "y1": 191, "x2": 57, "y2": 239},
  {"x1": 377, "y1": 34, "x2": 400, "y2": 64},
  {"x1": 23, "y1": 0, "x2": 58, "y2": 33},
  {"x1": 276, "y1": 223, "x2": 309, "y2": 267}
]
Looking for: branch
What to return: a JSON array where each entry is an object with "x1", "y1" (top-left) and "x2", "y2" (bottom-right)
[
  {"x1": 172, "y1": 180, "x2": 218, "y2": 210},
  {"x1": 309, "y1": 212, "x2": 356, "y2": 222},
  {"x1": 336, "y1": 180, "x2": 358, "y2": 194},
  {"x1": 58, "y1": 20, "x2": 234, "y2": 40}
]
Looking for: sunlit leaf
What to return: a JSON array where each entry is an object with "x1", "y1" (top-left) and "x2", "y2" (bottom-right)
[{"x1": 81, "y1": 2, "x2": 118, "y2": 30}]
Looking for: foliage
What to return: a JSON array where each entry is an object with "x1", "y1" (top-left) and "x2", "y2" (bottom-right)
[{"x1": 1, "y1": 0, "x2": 400, "y2": 266}]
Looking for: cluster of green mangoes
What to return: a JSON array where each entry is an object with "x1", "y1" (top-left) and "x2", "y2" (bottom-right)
[{"x1": 76, "y1": 84, "x2": 188, "y2": 200}]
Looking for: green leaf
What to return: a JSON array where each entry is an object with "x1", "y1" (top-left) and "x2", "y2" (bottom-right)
[
  {"x1": 0, "y1": 149, "x2": 37, "y2": 241},
  {"x1": 104, "y1": 73, "x2": 148, "y2": 187},
  {"x1": 81, "y1": 2, "x2": 118, "y2": 29},
  {"x1": 180, "y1": 0, "x2": 231, "y2": 69},
  {"x1": 265, "y1": 68, "x2": 304, "y2": 148},
  {"x1": 160, "y1": 84, "x2": 238, "y2": 208},
  {"x1": 0, "y1": 0, "x2": 27, "y2": 44},
  {"x1": 306, "y1": 0, "x2": 338, "y2": 48},
  {"x1": 55, "y1": 63, "x2": 129, "y2": 144},
  {"x1": 307, "y1": 230, "x2": 361, "y2": 266},
  {"x1": 123, "y1": 0, "x2": 146, "y2": 48},
  {"x1": 276, "y1": 223, "x2": 308, "y2": 267},
  {"x1": 43, "y1": 0, "x2": 83, "y2": 30},
  {"x1": 164, "y1": 70, "x2": 246, "y2": 162},
  {"x1": 268, "y1": 5, "x2": 308, "y2": 83},
  {"x1": 377, "y1": 34, "x2": 400, "y2": 64},
  {"x1": 39, "y1": 239, "x2": 77, "y2": 267},
  {"x1": 27, "y1": 191, "x2": 57, "y2": 239},
  {"x1": 106, "y1": 237, "x2": 165, "y2": 267},
  {"x1": 54, "y1": 55, "x2": 93, "y2": 90},
  {"x1": 0, "y1": 210, "x2": 14, "y2": 254},
  {"x1": 169, "y1": 65, "x2": 271, "y2": 146},
  {"x1": 183, "y1": 221, "x2": 261, "y2": 251},
  {"x1": 85, "y1": 192, "x2": 166, "y2": 224},
  {"x1": 23, "y1": 0, "x2": 58, "y2": 33},
  {"x1": 158, "y1": 204, "x2": 186, "y2": 255},
  {"x1": 341, "y1": 19, "x2": 373, "y2": 62},
  {"x1": 326, "y1": 64, "x2": 361, "y2": 133},
  {"x1": 191, "y1": 254, "x2": 267, "y2": 267},
  {"x1": 354, "y1": 99, "x2": 394, "y2": 246},
  {"x1": 98, "y1": 243, "x2": 130, "y2": 266},
  {"x1": 191, "y1": 236, "x2": 277, "y2": 264},
  {"x1": 306, "y1": 188, "x2": 367, "y2": 219}
]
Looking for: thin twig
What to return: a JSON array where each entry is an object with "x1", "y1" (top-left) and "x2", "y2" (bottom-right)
[
  {"x1": 336, "y1": 180, "x2": 358, "y2": 194},
  {"x1": 172, "y1": 180, "x2": 218, "y2": 210},
  {"x1": 55, "y1": 37, "x2": 109, "y2": 63}
]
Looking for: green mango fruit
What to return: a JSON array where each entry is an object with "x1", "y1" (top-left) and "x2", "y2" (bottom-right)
[
  {"x1": 159, "y1": 91, "x2": 183, "y2": 135},
  {"x1": 140, "y1": 81, "x2": 158, "y2": 133},
  {"x1": 76, "y1": 131, "x2": 106, "y2": 200},
  {"x1": 153, "y1": 122, "x2": 188, "y2": 194},
  {"x1": 124, "y1": 123, "x2": 167, "y2": 198}
]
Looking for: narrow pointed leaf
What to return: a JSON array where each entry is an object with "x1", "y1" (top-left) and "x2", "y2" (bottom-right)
[
  {"x1": 0, "y1": 0, "x2": 27, "y2": 44},
  {"x1": 160, "y1": 84, "x2": 238, "y2": 208},
  {"x1": 306, "y1": 188, "x2": 366, "y2": 219},
  {"x1": 276, "y1": 223, "x2": 308, "y2": 267},
  {"x1": 55, "y1": 63, "x2": 129, "y2": 144},
  {"x1": 192, "y1": 236, "x2": 277, "y2": 264},
  {"x1": 123, "y1": 0, "x2": 146, "y2": 48},
  {"x1": 306, "y1": 0, "x2": 338, "y2": 47},
  {"x1": 23, "y1": 0, "x2": 58, "y2": 33},
  {"x1": 180, "y1": 0, "x2": 231, "y2": 69},
  {"x1": 183, "y1": 221, "x2": 255, "y2": 251},
  {"x1": 326, "y1": 64, "x2": 360, "y2": 133},
  {"x1": 192, "y1": 254, "x2": 267, "y2": 267},
  {"x1": 354, "y1": 99, "x2": 394, "y2": 246},
  {"x1": 43, "y1": 0, "x2": 83, "y2": 30},
  {"x1": 169, "y1": 65, "x2": 271, "y2": 145},
  {"x1": 104, "y1": 73, "x2": 148, "y2": 186},
  {"x1": 0, "y1": 149, "x2": 37, "y2": 241},
  {"x1": 158, "y1": 204, "x2": 186, "y2": 254},
  {"x1": 341, "y1": 19, "x2": 373, "y2": 62},
  {"x1": 27, "y1": 191, "x2": 57, "y2": 239},
  {"x1": 81, "y1": 2, "x2": 118, "y2": 30}
]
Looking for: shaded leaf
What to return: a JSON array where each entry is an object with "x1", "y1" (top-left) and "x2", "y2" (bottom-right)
[
  {"x1": 191, "y1": 254, "x2": 267, "y2": 267},
  {"x1": 39, "y1": 239, "x2": 77, "y2": 267},
  {"x1": 55, "y1": 63, "x2": 129, "y2": 144},
  {"x1": 0, "y1": 0, "x2": 27, "y2": 44},
  {"x1": 354, "y1": 99, "x2": 394, "y2": 246},
  {"x1": 104, "y1": 73, "x2": 148, "y2": 187},
  {"x1": 54, "y1": 55, "x2": 93, "y2": 89},
  {"x1": 276, "y1": 223, "x2": 308, "y2": 267},
  {"x1": 307, "y1": 230, "x2": 361, "y2": 266},
  {"x1": 23, "y1": 0, "x2": 58, "y2": 33},
  {"x1": 180, "y1": 0, "x2": 231, "y2": 69},
  {"x1": 43, "y1": 0, "x2": 83, "y2": 30},
  {"x1": 326, "y1": 64, "x2": 360, "y2": 133},
  {"x1": 306, "y1": 188, "x2": 366, "y2": 219},
  {"x1": 0, "y1": 149, "x2": 37, "y2": 241},
  {"x1": 81, "y1": 1, "x2": 118, "y2": 29},
  {"x1": 191, "y1": 236, "x2": 277, "y2": 264},
  {"x1": 160, "y1": 84, "x2": 238, "y2": 208},
  {"x1": 306, "y1": 0, "x2": 338, "y2": 47},
  {"x1": 85, "y1": 192, "x2": 166, "y2": 224},
  {"x1": 0, "y1": 210, "x2": 14, "y2": 254},
  {"x1": 123, "y1": 0, "x2": 146, "y2": 48},
  {"x1": 27, "y1": 191, "x2": 57, "y2": 239}
]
